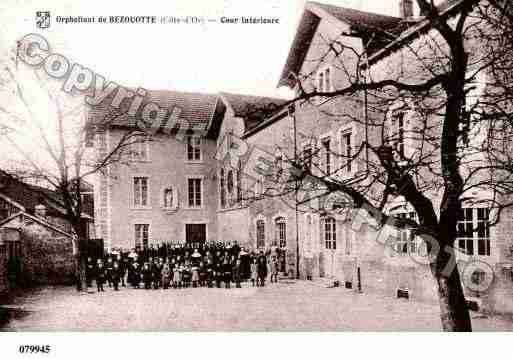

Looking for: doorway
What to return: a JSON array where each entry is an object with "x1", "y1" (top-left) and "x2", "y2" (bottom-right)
[{"x1": 185, "y1": 223, "x2": 206, "y2": 245}]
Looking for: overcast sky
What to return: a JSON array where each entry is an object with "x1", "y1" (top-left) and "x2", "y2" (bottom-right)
[{"x1": 0, "y1": 0, "x2": 409, "y2": 99}]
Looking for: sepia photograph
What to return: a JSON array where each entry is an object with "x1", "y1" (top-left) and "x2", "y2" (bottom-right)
[{"x1": 0, "y1": 1, "x2": 512, "y2": 354}]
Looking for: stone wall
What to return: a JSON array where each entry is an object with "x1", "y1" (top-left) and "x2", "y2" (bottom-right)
[{"x1": 19, "y1": 222, "x2": 75, "y2": 286}]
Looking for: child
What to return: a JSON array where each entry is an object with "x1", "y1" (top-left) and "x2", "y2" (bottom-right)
[
  {"x1": 182, "y1": 264, "x2": 191, "y2": 288},
  {"x1": 162, "y1": 261, "x2": 171, "y2": 289},
  {"x1": 142, "y1": 262, "x2": 152, "y2": 289},
  {"x1": 105, "y1": 256, "x2": 114, "y2": 288},
  {"x1": 206, "y1": 259, "x2": 214, "y2": 288},
  {"x1": 232, "y1": 259, "x2": 242, "y2": 288},
  {"x1": 191, "y1": 263, "x2": 199, "y2": 288},
  {"x1": 112, "y1": 261, "x2": 121, "y2": 291},
  {"x1": 96, "y1": 260, "x2": 106, "y2": 292},
  {"x1": 153, "y1": 258, "x2": 163, "y2": 289},
  {"x1": 270, "y1": 256, "x2": 278, "y2": 283},
  {"x1": 223, "y1": 258, "x2": 232, "y2": 289},
  {"x1": 198, "y1": 261, "x2": 207, "y2": 287},
  {"x1": 173, "y1": 264, "x2": 182, "y2": 289},
  {"x1": 250, "y1": 258, "x2": 258, "y2": 287},
  {"x1": 131, "y1": 262, "x2": 141, "y2": 288},
  {"x1": 215, "y1": 261, "x2": 223, "y2": 288}
]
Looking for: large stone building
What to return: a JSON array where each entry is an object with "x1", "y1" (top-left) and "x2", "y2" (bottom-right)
[{"x1": 91, "y1": 0, "x2": 513, "y2": 313}]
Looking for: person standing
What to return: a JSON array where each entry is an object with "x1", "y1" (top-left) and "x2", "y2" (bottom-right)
[
  {"x1": 112, "y1": 261, "x2": 121, "y2": 291},
  {"x1": 250, "y1": 258, "x2": 258, "y2": 287},
  {"x1": 191, "y1": 262, "x2": 199, "y2": 288},
  {"x1": 214, "y1": 261, "x2": 223, "y2": 288},
  {"x1": 270, "y1": 256, "x2": 278, "y2": 283},
  {"x1": 223, "y1": 258, "x2": 232, "y2": 289},
  {"x1": 257, "y1": 256, "x2": 268, "y2": 287},
  {"x1": 232, "y1": 259, "x2": 242, "y2": 288},
  {"x1": 162, "y1": 260, "x2": 171, "y2": 289},
  {"x1": 153, "y1": 258, "x2": 163, "y2": 289},
  {"x1": 96, "y1": 260, "x2": 106, "y2": 292},
  {"x1": 105, "y1": 256, "x2": 114, "y2": 288},
  {"x1": 85, "y1": 257, "x2": 95, "y2": 288},
  {"x1": 206, "y1": 259, "x2": 214, "y2": 288},
  {"x1": 173, "y1": 264, "x2": 181, "y2": 289},
  {"x1": 132, "y1": 262, "x2": 141, "y2": 288},
  {"x1": 142, "y1": 263, "x2": 152, "y2": 290}
]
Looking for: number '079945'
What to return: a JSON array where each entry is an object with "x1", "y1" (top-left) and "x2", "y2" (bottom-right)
[{"x1": 18, "y1": 345, "x2": 51, "y2": 354}]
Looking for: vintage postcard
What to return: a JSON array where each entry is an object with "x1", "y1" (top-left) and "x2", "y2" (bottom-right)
[{"x1": 0, "y1": 0, "x2": 512, "y2": 357}]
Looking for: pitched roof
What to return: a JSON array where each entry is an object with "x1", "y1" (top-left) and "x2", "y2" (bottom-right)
[
  {"x1": 0, "y1": 212, "x2": 74, "y2": 239},
  {"x1": 220, "y1": 92, "x2": 288, "y2": 132},
  {"x1": 366, "y1": 0, "x2": 474, "y2": 65},
  {"x1": 88, "y1": 89, "x2": 223, "y2": 135},
  {"x1": 0, "y1": 174, "x2": 94, "y2": 218},
  {"x1": 0, "y1": 175, "x2": 65, "y2": 217},
  {"x1": 278, "y1": 0, "x2": 471, "y2": 88},
  {"x1": 278, "y1": 1, "x2": 405, "y2": 88},
  {"x1": 310, "y1": 2, "x2": 402, "y2": 31}
]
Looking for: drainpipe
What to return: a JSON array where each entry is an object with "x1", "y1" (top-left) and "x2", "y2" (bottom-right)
[{"x1": 289, "y1": 104, "x2": 300, "y2": 280}]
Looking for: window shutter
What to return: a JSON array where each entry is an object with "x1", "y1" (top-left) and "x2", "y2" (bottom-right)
[
  {"x1": 129, "y1": 178, "x2": 134, "y2": 208},
  {"x1": 172, "y1": 188, "x2": 179, "y2": 209}
]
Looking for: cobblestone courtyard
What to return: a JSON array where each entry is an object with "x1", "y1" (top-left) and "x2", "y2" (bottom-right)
[{"x1": 1, "y1": 281, "x2": 512, "y2": 331}]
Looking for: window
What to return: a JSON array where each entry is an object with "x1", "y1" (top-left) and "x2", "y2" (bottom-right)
[
  {"x1": 457, "y1": 208, "x2": 490, "y2": 256},
  {"x1": 220, "y1": 169, "x2": 226, "y2": 208},
  {"x1": 322, "y1": 138, "x2": 331, "y2": 175},
  {"x1": 394, "y1": 211, "x2": 417, "y2": 255},
  {"x1": 322, "y1": 216, "x2": 337, "y2": 250},
  {"x1": 132, "y1": 138, "x2": 150, "y2": 161},
  {"x1": 133, "y1": 177, "x2": 149, "y2": 207},
  {"x1": 187, "y1": 178, "x2": 202, "y2": 208},
  {"x1": 256, "y1": 219, "x2": 265, "y2": 248},
  {"x1": 317, "y1": 67, "x2": 332, "y2": 93},
  {"x1": 275, "y1": 217, "x2": 287, "y2": 248},
  {"x1": 186, "y1": 136, "x2": 202, "y2": 161},
  {"x1": 341, "y1": 131, "x2": 352, "y2": 172},
  {"x1": 255, "y1": 176, "x2": 264, "y2": 197},
  {"x1": 134, "y1": 224, "x2": 149, "y2": 250}
]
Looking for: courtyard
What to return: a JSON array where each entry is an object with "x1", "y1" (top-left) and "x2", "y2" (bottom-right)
[{"x1": 1, "y1": 280, "x2": 512, "y2": 331}]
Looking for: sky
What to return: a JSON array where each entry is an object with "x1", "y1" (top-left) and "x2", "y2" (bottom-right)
[{"x1": 0, "y1": 0, "x2": 409, "y2": 99}]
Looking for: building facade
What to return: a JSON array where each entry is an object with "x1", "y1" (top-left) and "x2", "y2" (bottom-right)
[{"x1": 92, "y1": 0, "x2": 513, "y2": 313}]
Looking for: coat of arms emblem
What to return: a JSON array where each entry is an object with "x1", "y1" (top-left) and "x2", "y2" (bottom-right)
[{"x1": 36, "y1": 11, "x2": 51, "y2": 29}]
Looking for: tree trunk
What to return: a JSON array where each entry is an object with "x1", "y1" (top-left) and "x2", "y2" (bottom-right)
[
  {"x1": 73, "y1": 220, "x2": 89, "y2": 292},
  {"x1": 432, "y1": 244, "x2": 472, "y2": 331},
  {"x1": 75, "y1": 253, "x2": 87, "y2": 292}
]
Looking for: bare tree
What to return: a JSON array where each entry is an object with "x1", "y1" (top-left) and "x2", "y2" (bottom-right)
[
  {"x1": 0, "y1": 41, "x2": 151, "y2": 291},
  {"x1": 234, "y1": 0, "x2": 513, "y2": 331}
]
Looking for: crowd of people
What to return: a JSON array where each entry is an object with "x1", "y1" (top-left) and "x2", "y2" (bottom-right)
[{"x1": 85, "y1": 241, "x2": 280, "y2": 292}]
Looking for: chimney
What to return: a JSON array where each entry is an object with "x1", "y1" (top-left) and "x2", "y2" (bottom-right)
[
  {"x1": 399, "y1": 0, "x2": 414, "y2": 19},
  {"x1": 35, "y1": 204, "x2": 47, "y2": 218}
]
